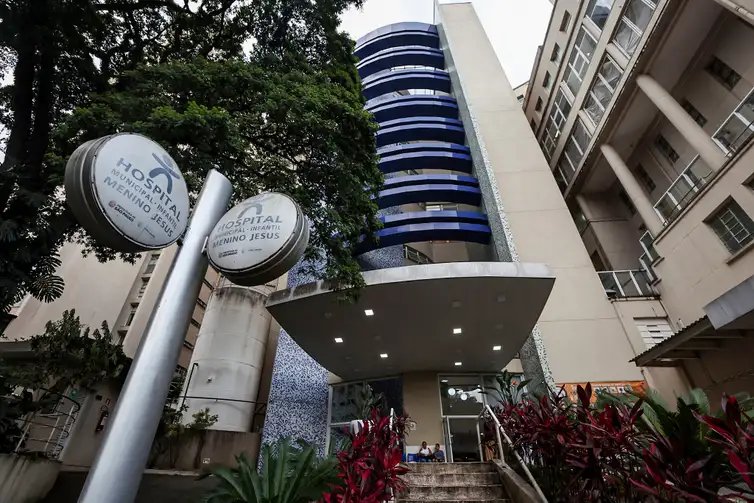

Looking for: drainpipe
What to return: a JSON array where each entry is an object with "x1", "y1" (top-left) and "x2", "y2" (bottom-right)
[
  {"x1": 179, "y1": 362, "x2": 199, "y2": 411},
  {"x1": 713, "y1": 0, "x2": 754, "y2": 25}
]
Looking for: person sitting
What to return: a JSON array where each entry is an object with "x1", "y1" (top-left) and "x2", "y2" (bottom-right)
[
  {"x1": 417, "y1": 441, "x2": 433, "y2": 462},
  {"x1": 432, "y1": 443, "x2": 445, "y2": 462}
]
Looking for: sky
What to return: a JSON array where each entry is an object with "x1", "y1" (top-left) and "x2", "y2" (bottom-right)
[{"x1": 340, "y1": 0, "x2": 553, "y2": 87}]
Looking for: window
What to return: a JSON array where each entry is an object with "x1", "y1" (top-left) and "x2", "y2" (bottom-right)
[
  {"x1": 183, "y1": 340, "x2": 195, "y2": 350},
  {"x1": 530, "y1": 118, "x2": 537, "y2": 130},
  {"x1": 613, "y1": 0, "x2": 656, "y2": 56},
  {"x1": 196, "y1": 298, "x2": 207, "y2": 309},
  {"x1": 144, "y1": 252, "x2": 160, "y2": 274},
  {"x1": 550, "y1": 44, "x2": 562, "y2": 63},
  {"x1": 541, "y1": 88, "x2": 573, "y2": 160},
  {"x1": 535, "y1": 97, "x2": 543, "y2": 112},
  {"x1": 619, "y1": 190, "x2": 636, "y2": 215},
  {"x1": 635, "y1": 164, "x2": 657, "y2": 192},
  {"x1": 203, "y1": 278, "x2": 214, "y2": 289},
  {"x1": 137, "y1": 278, "x2": 149, "y2": 298},
  {"x1": 583, "y1": 56, "x2": 623, "y2": 125},
  {"x1": 655, "y1": 135, "x2": 680, "y2": 163},
  {"x1": 561, "y1": 119, "x2": 593, "y2": 174},
  {"x1": 708, "y1": 201, "x2": 754, "y2": 253},
  {"x1": 713, "y1": 91, "x2": 754, "y2": 154},
  {"x1": 125, "y1": 305, "x2": 138, "y2": 326},
  {"x1": 517, "y1": 94, "x2": 525, "y2": 104},
  {"x1": 706, "y1": 56, "x2": 741, "y2": 91},
  {"x1": 560, "y1": 11, "x2": 572, "y2": 32},
  {"x1": 564, "y1": 28, "x2": 598, "y2": 95},
  {"x1": 681, "y1": 99, "x2": 707, "y2": 127},
  {"x1": 190, "y1": 319, "x2": 201, "y2": 329},
  {"x1": 543, "y1": 71, "x2": 552, "y2": 89},
  {"x1": 585, "y1": 0, "x2": 614, "y2": 30}
]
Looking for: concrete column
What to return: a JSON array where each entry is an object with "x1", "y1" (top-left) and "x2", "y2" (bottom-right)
[
  {"x1": 601, "y1": 144, "x2": 664, "y2": 236},
  {"x1": 636, "y1": 75, "x2": 727, "y2": 170},
  {"x1": 181, "y1": 278, "x2": 275, "y2": 432}
]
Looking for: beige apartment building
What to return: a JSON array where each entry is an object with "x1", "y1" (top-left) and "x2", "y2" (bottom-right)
[
  {"x1": 0, "y1": 243, "x2": 218, "y2": 465},
  {"x1": 524, "y1": 0, "x2": 754, "y2": 404}
]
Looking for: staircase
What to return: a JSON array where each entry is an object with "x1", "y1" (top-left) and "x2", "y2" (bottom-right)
[{"x1": 400, "y1": 462, "x2": 510, "y2": 503}]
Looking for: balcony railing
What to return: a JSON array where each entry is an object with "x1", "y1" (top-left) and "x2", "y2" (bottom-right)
[
  {"x1": 598, "y1": 270, "x2": 656, "y2": 299},
  {"x1": 653, "y1": 155, "x2": 713, "y2": 223},
  {"x1": 653, "y1": 88, "x2": 754, "y2": 225},
  {"x1": 404, "y1": 245, "x2": 433, "y2": 264}
]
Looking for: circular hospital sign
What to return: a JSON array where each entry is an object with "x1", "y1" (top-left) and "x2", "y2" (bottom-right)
[
  {"x1": 207, "y1": 193, "x2": 309, "y2": 286},
  {"x1": 65, "y1": 133, "x2": 190, "y2": 252}
]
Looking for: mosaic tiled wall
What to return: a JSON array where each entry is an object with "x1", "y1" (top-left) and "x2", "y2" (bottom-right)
[
  {"x1": 261, "y1": 260, "x2": 330, "y2": 456},
  {"x1": 435, "y1": 15, "x2": 555, "y2": 391},
  {"x1": 357, "y1": 202, "x2": 404, "y2": 272}
]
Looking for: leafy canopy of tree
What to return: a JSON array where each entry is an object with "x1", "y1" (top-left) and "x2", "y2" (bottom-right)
[
  {"x1": 1, "y1": 309, "x2": 129, "y2": 391},
  {"x1": 0, "y1": 0, "x2": 379, "y2": 312}
]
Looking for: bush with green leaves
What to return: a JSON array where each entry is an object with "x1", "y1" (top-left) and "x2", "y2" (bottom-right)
[{"x1": 201, "y1": 438, "x2": 339, "y2": 503}]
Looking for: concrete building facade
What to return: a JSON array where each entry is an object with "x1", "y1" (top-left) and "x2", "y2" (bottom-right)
[{"x1": 523, "y1": 0, "x2": 754, "y2": 405}]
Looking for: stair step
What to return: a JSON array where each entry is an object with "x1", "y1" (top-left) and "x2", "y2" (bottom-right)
[
  {"x1": 404, "y1": 484, "x2": 507, "y2": 501},
  {"x1": 406, "y1": 462, "x2": 498, "y2": 474},
  {"x1": 402, "y1": 472, "x2": 500, "y2": 486}
]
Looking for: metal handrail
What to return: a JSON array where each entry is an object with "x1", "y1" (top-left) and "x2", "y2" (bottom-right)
[
  {"x1": 10, "y1": 392, "x2": 82, "y2": 460},
  {"x1": 479, "y1": 405, "x2": 549, "y2": 503}
]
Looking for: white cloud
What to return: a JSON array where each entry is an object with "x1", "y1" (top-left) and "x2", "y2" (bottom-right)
[{"x1": 340, "y1": 0, "x2": 553, "y2": 86}]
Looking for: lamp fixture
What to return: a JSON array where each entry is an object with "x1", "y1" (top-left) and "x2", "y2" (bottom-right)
[
  {"x1": 448, "y1": 388, "x2": 457, "y2": 396},
  {"x1": 364, "y1": 309, "x2": 374, "y2": 316},
  {"x1": 454, "y1": 361, "x2": 462, "y2": 366},
  {"x1": 493, "y1": 345, "x2": 502, "y2": 351},
  {"x1": 380, "y1": 353, "x2": 388, "y2": 359},
  {"x1": 460, "y1": 392, "x2": 469, "y2": 401},
  {"x1": 453, "y1": 328, "x2": 462, "y2": 335},
  {"x1": 334, "y1": 337, "x2": 344, "y2": 343}
]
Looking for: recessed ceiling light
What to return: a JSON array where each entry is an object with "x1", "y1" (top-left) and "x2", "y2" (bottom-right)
[
  {"x1": 451, "y1": 301, "x2": 461, "y2": 308},
  {"x1": 441, "y1": 379, "x2": 449, "y2": 383},
  {"x1": 497, "y1": 295, "x2": 507, "y2": 303},
  {"x1": 364, "y1": 309, "x2": 374, "y2": 316},
  {"x1": 453, "y1": 328, "x2": 462, "y2": 334},
  {"x1": 324, "y1": 312, "x2": 333, "y2": 318},
  {"x1": 454, "y1": 361, "x2": 462, "y2": 366},
  {"x1": 334, "y1": 337, "x2": 344, "y2": 343},
  {"x1": 493, "y1": 345, "x2": 502, "y2": 351},
  {"x1": 380, "y1": 353, "x2": 388, "y2": 359},
  {"x1": 494, "y1": 324, "x2": 504, "y2": 331}
]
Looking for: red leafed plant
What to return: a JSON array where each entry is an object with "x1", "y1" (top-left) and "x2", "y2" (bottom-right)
[
  {"x1": 696, "y1": 395, "x2": 754, "y2": 502},
  {"x1": 323, "y1": 408, "x2": 409, "y2": 503}
]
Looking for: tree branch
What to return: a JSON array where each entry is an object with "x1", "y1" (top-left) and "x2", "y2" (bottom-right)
[{"x1": 94, "y1": 0, "x2": 186, "y2": 14}]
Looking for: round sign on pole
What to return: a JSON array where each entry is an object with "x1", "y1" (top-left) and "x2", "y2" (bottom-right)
[
  {"x1": 65, "y1": 133, "x2": 191, "y2": 252},
  {"x1": 207, "y1": 193, "x2": 309, "y2": 286}
]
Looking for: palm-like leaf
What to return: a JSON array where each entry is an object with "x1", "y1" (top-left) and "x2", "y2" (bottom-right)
[{"x1": 201, "y1": 438, "x2": 338, "y2": 503}]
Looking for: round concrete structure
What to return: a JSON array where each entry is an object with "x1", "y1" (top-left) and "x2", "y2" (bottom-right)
[{"x1": 181, "y1": 278, "x2": 275, "y2": 432}]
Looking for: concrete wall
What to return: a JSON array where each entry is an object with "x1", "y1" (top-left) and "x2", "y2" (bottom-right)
[
  {"x1": 59, "y1": 381, "x2": 121, "y2": 468},
  {"x1": 682, "y1": 330, "x2": 754, "y2": 408},
  {"x1": 3, "y1": 242, "x2": 142, "y2": 341},
  {"x1": 440, "y1": 2, "x2": 643, "y2": 384},
  {"x1": 152, "y1": 430, "x2": 260, "y2": 472},
  {"x1": 652, "y1": 142, "x2": 754, "y2": 325},
  {"x1": 0, "y1": 454, "x2": 60, "y2": 503},
  {"x1": 609, "y1": 300, "x2": 691, "y2": 401},
  {"x1": 402, "y1": 372, "x2": 443, "y2": 448}
]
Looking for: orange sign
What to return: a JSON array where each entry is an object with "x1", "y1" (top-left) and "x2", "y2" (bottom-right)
[{"x1": 556, "y1": 381, "x2": 647, "y2": 404}]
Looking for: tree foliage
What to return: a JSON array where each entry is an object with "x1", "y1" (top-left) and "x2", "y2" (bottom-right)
[
  {"x1": 2, "y1": 309, "x2": 128, "y2": 391},
  {"x1": 0, "y1": 0, "x2": 377, "y2": 312}
]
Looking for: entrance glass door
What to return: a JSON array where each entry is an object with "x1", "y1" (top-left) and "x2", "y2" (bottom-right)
[{"x1": 444, "y1": 417, "x2": 482, "y2": 462}]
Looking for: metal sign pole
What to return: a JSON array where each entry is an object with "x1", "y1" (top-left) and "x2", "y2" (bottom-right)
[{"x1": 78, "y1": 170, "x2": 232, "y2": 503}]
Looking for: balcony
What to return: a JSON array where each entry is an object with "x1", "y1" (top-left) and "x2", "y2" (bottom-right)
[
  {"x1": 653, "y1": 88, "x2": 754, "y2": 225},
  {"x1": 598, "y1": 270, "x2": 656, "y2": 299}
]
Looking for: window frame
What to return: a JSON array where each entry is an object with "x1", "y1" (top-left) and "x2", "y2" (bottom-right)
[
  {"x1": 550, "y1": 43, "x2": 562, "y2": 63},
  {"x1": 585, "y1": 0, "x2": 615, "y2": 31},
  {"x1": 540, "y1": 87, "x2": 573, "y2": 160},
  {"x1": 564, "y1": 28, "x2": 599, "y2": 96},
  {"x1": 560, "y1": 11, "x2": 572, "y2": 32},
  {"x1": 582, "y1": 55, "x2": 624, "y2": 126},
  {"x1": 634, "y1": 163, "x2": 657, "y2": 193},
  {"x1": 561, "y1": 119, "x2": 593, "y2": 175},
  {"x1": 706, "y1": 56, "x2": 742, "y2": 91},
  {"x1": 681, "y1": 99, "x2": 708, "y2": 128},
  {"x1": 707, "y1": 200, "x2": 754, "y2": 253},
  {"x1": 535, "y1": 97, "x2": 543, "y2": 112},
  {"x1": 655, "y1": 134, "x2": 680, "y2": 164},
  {"x1": 612, "y1": 0, "x2": 657, "y2": 58},
  {"x1": 543, "y1": 71, "x2": 552, "y2": 89}
]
